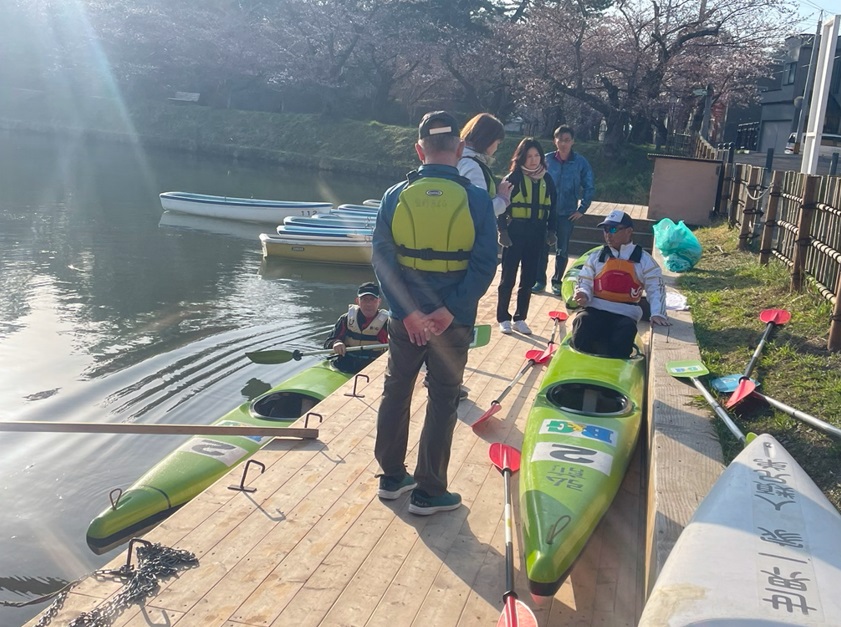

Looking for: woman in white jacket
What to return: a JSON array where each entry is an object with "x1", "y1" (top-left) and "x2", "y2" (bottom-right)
[{"x1": 458, "y1": 113, "x2": 512, "y2": 218}]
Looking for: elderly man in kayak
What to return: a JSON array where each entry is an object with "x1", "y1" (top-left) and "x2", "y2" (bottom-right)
[
  {"x1": 571, "y1": 210, "x2": 670, "y2": 358},
  {"x1": 324, "y1": 281, "x2": 389, "y2": 374}
]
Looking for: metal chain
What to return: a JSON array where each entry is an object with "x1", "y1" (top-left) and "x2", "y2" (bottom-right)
[{"x1": 31, "y1": 542, "x2": 197, "y2": 627}]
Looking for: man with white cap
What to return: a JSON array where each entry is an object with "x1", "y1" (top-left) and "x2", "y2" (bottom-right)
[{"x1": 571, "y1": 210, "x2": 670, "y2": 357}]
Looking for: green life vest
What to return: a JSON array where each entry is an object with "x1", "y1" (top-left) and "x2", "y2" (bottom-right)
[
  {"x1": 509, "y1": 176, "x2": 551, "y2": 221},
  {"x1": 392, "y1": 176, "x2": 475, "y2": 272},
  {"x1": 468, "y1": 156, "x2": 497, "y2": 196}
]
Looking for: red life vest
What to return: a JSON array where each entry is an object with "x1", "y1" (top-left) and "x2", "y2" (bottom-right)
[{"x1": 593, "y1": 245, "x2": 644, "y2": 304}]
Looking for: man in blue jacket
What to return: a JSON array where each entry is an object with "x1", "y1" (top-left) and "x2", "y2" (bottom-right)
[
  {"x1": 533, "y1": 125, "x2": 595, "y2": 295},
  {"x1": 372, "y1": 111, "x2": 497, "y2": 516}
]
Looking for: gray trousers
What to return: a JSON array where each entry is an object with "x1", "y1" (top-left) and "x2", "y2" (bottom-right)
[{"x1": 374, "y1": 318, "x2": 471, "y2": 496}]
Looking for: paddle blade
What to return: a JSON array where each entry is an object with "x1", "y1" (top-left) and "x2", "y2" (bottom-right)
[
  {"x1": 666, "y1": 360, "x2": 710, "y2": 378},
  {"x1": 489, "y1": 443, "x2": 521, "y2": 473},
  {"x1": 535, "y1": 342, "x2": 558, "y2": 364},
  {"x1": 471, "y1": 324, "x2": 493, "y2": 348},
  {"x1": 245, "y1": 349, "x2": 295, "y2": 364},
  {"x1": 497, "y1": 597, "x2": 537, "y2": 627},
  {"x1": 710, "y1": 375, "x2": 759, "y2": 394},
  {"x1": 472, "y1": 403, "x2": 502, "y2": 429},
  {"x1": 727, "y1": 378, "x2": 757, "y2": 408},
  {"x1": 548, "y1": 310, "x2": 569, "y2": 322},
  {"x1": 759, "y1": 309, "x2": 791, "y2": 325}
]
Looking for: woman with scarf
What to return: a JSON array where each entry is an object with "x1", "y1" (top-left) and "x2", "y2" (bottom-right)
[{"x1": 496, "y1": 138, "x2": 558, "y2": 335}]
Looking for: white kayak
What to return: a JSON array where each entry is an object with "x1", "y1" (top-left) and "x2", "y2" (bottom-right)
[
  {"x1": 639, "y1": 433, "x2": 841, "y2": 626},
  {"x1": 159, "y1": 192, "x2": 332, "y2": 223}
]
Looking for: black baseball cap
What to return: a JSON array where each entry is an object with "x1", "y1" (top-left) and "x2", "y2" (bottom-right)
[
  {"x1": 597, "y1": 210, "x2": 634, "y2": 229},
  {"x1": 418, "y1": 111, "x2": 460, "y2": 139},
  {"x1": 357, "y1": 282, "x2": 380, "y2": 297}
]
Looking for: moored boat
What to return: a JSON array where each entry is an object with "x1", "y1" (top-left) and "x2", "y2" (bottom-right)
[
  {"x1": 639, "y1": 433, "x2": 841, "y2": 626},
  {"x1": 260, "y1": 233, "x2": 373, "y2": 265},
  {"x1": 520, "y1": 333, "x2": 645, "y2": 597},
  {"x1": 159, "y1": 191, "x2": 332, "y2": 223},
  {"x1": 86, "y1": 360, "x2": 353, "y2": 554}
]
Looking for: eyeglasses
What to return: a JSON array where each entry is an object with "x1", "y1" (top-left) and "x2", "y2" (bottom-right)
[{"x1": 602, "y1": 225, "x2": 628, "y2": 234}]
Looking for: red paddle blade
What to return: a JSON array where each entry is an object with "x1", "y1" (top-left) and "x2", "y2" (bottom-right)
[
  {"x1": 472, "y1": 403, "x2": 502, "y2": 429},
  {"x1": 497, "y1": 597, "x2": 537, "y2": 627},
  {"x1": 759, "y1": 309, "x2": 791, "y2": 325},
  {"x1": 535, "y1": 342, "x2": 558, "y2": 364},
  {"x1": 489, "y1": 442, "x2": 521, "y2": 473},
  {"x1": 548, "y1": 310, "x2": 569, "y2": 322},
  {"x1": 726, "y1": 378, "x2": 757, "y2": 408}
]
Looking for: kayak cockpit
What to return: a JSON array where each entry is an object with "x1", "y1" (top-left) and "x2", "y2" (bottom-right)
[
  {"x1": 249, "y1": 392, "x2": 319, "y2": 420},
  {"x1": 545, "y1": 382, "x2": 632, "y2": 416}
]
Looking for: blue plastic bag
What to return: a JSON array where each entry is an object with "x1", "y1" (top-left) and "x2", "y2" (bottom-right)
[{"x1": 652, "y1": 218, "x2": 703, "y2": 272}]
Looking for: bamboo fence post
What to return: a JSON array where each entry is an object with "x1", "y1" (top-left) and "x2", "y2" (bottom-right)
[
  {"x1": 759, "y1": 171, "x2": 782, "y2": 265},
  {"x1": 739, "y1": 166, "x2": 761, "y2": 251},
  {"x1": 790, "y1": 174, "x2": 819, "y2": 292},
  {"x1": 729, "y1": 164, "x2": 744, "y2": 227}
]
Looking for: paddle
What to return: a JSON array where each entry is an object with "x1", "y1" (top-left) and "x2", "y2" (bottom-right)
[
  {"x1": 726, "y1": 380, "x2": 841, "y2": 440},
  {"x1": 247, "y1": 323, "x2": 492, "y2": 364},
  {"x1": 540, "y1": 310, "x2": 569, "y2": 361},
  {"x1": 489, "y1": 443, "x2": 538, "y2": 627},
  {"x1": 0, "y1": 421, "x2": 319, "y2": 438},
  {"x1": 666, "y1": 360, "x2": 756, "y2": 445},
  {"x1": 710, "y1": 309, "x2": 791, "y2": 394},
  {"x1": 472, "y1": 345, "x2": 557, "y2": 429}
]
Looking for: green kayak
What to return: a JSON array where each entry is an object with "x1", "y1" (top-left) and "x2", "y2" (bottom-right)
[
  {"x1": 86, "y1": 360, "x2": 352, "y2": 554},
  {"x1": 519, "y1": 333, "x2": 645, "y2": 597},
  {"x1": 560, "y1": 245, "x2": 601, "y2": 309}
]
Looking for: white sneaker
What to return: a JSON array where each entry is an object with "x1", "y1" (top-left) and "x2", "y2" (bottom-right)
[
  {"x1": 499, "y1": 320, "x2": 513, "y2": 334},
  {"x1": 513, "y1": 320, "x2": 532, "y2": 335}
]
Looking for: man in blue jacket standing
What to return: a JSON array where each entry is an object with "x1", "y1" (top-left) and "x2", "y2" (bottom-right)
[
  {"x1": 372, "y1": 111, "x2": 497, "y2": 515},
  {"x1": 533, "y1": 125, "x2": 595, "y2": 295}
]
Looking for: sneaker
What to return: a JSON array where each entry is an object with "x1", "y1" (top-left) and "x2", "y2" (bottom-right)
[
  {"x1": 408, "y1": 489, "x2": 462, "y2": 515},
  {"x1": 551, "y1": 284, "x2": 562, "y2": 296},
  {"x1": 377, "y1": 473, "x2": 417, "y2": 500},
  {"x1": 499, "y1": 320, "x2": 513, "y2": 334},
  {"x1": 459, "y1": 385, "x2": 469, "y2": 400},
  {"x1": 513, "y1": 320, "x2": 532, "y2": 335},
  {"x1": 531, "y1": 282, "x2": 546, "y2": 293}
]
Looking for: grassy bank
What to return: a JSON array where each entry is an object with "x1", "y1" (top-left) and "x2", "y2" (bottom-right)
[
  {"x1": 0, "y1": 90, "x2": 653, "y2": 204},
  {"x1": 677, "y1": 220, "x2": 841, "y2": 509}
]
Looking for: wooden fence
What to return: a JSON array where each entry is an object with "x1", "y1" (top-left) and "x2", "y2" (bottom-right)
[{"x1": 697, "y1": 131, "x2": 841, "y2": 351}]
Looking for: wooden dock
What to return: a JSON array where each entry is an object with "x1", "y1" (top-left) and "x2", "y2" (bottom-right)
[{"x1": 28, "y1": 201, "x2": 722, "y2": 627}]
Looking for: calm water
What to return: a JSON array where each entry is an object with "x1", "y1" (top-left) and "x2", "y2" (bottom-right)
[{"x1": 0, "y1": 131, "x2": 392, "y2": 625}]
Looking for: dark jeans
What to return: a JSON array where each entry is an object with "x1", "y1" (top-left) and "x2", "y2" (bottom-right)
[
  {"x1": 497, "y1": 221, "x2": 544, "y2": 322},
  {"x1": 535, "y1": 214, "x2": 576, "y2": 286},
  {"x1": 374, "y1": 318, "x2": 471, "y2": 496},
  {"x1": 570, "y1": 307, "x2": 638, "y2": 358}
]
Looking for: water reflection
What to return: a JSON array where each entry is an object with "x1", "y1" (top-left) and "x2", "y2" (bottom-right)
[{"x1": 0, "y1": 130, "x2": 393, "y2": 625}]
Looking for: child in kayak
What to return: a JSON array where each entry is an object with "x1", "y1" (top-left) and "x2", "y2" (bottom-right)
[
  {"x1": 324, "y1": 282, "x2": 389, "y2": 373},
  {"x1": 571, "y1": 210, "x2": 670, "y2": 358}
]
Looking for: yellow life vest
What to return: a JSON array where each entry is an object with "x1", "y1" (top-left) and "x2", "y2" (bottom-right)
[
  {"x1": 509, "y1": 176, "x2": 551, "y2": 221},
  {"x1": 392, "y1": 176, "x2": 475, "y2": 272},
  {"x1": 344, "y1": 305, "x2": 388, "y2": 347},
  {"x1": 468, "y1": 156, "x2": 497, "y2": 196},
  {"x1": 593, "y1": 245, "x2": 644, "y2": 304}
]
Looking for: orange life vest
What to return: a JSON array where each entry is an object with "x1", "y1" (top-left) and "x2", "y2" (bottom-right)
[{"x1": 593, "y1": 245, "x2": 644, "y2": 304}]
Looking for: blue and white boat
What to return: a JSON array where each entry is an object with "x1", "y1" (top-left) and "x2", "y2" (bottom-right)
[{"x1": 159, "y1": 192, "x2": 332, "y2": 223}]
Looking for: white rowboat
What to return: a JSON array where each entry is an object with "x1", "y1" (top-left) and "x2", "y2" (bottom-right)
[{"x1": 159, "y1": 192, "x2": 332, "y2": 223}]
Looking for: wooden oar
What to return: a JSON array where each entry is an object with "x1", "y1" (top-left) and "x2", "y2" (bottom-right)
[
  {"x1": 489, "y1": 443, "x2": 538, "y2": 627},
  {"x1": 726, "y1": 379, "x2": 841, "y2": 440},
  {"x1": 472, "y1": 346, "x2": 557, "y2": 429},
  {"x1": 0, "y1": 421, "x2": 319, "y2": 438},
  {"x1": 666, "y1": 360, "x2": 756, "y2": 445},
  {"x1": 710, "y1": 308, "x2": 791, "y2": 394},
  {"x1": 246, "y1": 323, "x2": 493, "y2": 364}
]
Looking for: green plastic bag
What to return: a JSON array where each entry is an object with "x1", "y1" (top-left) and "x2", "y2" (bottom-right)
[{"x1": 652, "y1": 218, "x2": 703, "y2": 272}]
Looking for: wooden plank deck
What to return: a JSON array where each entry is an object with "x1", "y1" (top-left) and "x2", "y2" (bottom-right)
[{"x1": 28, "y1": 201, "x2": 651, "y2": 627}]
